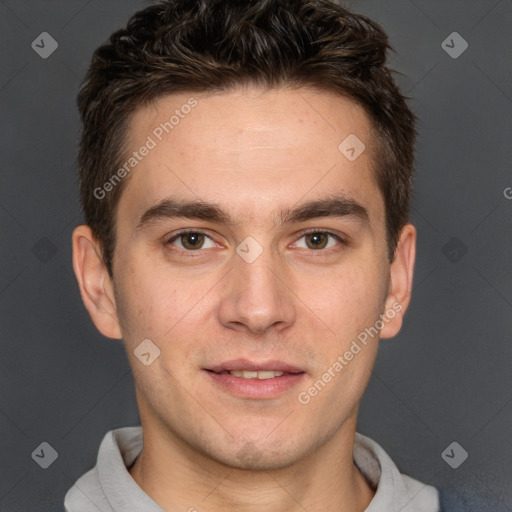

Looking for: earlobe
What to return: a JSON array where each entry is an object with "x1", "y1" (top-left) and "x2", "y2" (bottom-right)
[
  {"x1": 380, "y1": 223, "x2": 416, "y2": 339},
  {"x1": 72, "y1": 225, "x2": 123, "y2": 339}
]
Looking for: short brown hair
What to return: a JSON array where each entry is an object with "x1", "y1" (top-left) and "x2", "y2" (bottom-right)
[{"x1": 77, "y1": 0, "x2": 416, "y2": 275}]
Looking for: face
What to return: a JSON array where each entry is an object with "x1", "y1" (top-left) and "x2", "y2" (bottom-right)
[{"x1": 74, "y1": 86, "x2": 415, "y2": 470}]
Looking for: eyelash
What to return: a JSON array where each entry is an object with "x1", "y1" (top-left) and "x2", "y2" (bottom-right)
[{"x1": 165, "y1": 228, "x2": 347, "y2": 256}]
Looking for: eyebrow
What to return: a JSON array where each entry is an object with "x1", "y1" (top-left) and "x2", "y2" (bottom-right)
[{"x1": 136, "y1": 195, "x2": 369, "y2": 230}]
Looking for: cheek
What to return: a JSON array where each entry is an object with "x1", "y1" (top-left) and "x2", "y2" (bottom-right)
[
  {"x1": 301, "y1": 271, "x2": 384, "y2": 414},
  {"x1": 306, "y1": 259, "x2": 387, "y2": 341},
  {"x1": 115, "y1": 258, "x2": 215, "y2": 360},
  {"x1": 114, "y1": 257, "x2": 178, "y2": 342}
]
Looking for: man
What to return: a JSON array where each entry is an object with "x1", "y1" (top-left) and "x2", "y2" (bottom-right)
[{"x1": 65, "y1": 0, "x2": 441, "y2": 510}]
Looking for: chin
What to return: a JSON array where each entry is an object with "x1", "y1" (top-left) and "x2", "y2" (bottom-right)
[
  {"x1": 222, "y1": 448, "x2": 302, "y2": 471},
  {"x1": 201, "y1": 432, "x2": 313, "y2": 471}
]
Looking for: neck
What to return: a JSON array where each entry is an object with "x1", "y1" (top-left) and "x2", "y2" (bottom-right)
[{"x1": 129, "y1": 413, "x2": 375, "y2": 512}]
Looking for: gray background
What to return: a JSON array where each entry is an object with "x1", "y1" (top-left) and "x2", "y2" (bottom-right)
[{"x1": 0, "y1": 0, "x2": 510, "y2": 510}]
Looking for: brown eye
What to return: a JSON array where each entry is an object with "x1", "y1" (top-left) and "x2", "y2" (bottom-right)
[
  {"x1": 293, "y1": 231, "x2": 343, "y2": 251},
  {"x1": 167, "y1": 231, "x2": 215, "y2": 251},
  {"x1": 304, "y1": 232, "x2": 330, "y2": 250},
  {"x1": 180, "y1": 232, "x2": 205, "y2": 250}
]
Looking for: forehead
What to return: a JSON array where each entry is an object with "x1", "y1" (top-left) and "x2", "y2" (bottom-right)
[{"x1": 118, "y1": 86, "x2": 382, "y2": 227}]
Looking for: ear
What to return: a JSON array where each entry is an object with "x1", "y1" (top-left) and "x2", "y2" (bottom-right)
[
  {"x1": 72, "y1": 225, "x2": 122, "y2": 339},
  {"x1": 380, "y1": 223, "x2": 416, "y2": 339}
]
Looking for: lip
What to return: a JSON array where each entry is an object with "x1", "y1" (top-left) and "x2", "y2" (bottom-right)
[
  {"x1": 205, "y1": 358, "x2": 304, "y2": 374},
  {"x1": 203, "y1": 358, "x2": 306, "y2": 400},
  {"x1": 204, "y1": 370, "x2": 306, "y2": 399}
]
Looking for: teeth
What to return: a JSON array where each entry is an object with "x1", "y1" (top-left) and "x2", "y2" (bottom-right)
[{"x1": 228, "y1": 370, "x2": 285, "y2": 379}]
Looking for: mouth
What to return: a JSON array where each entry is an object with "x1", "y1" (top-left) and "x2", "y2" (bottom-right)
[
  {"x1": 205, "y1": 369, "x2": 298, "y2": 379},
  {"x1": 203, "y1": 359, "x2": 306, "y2": 399},
  {"x1": 205, "y1": 358, "x2": 305, "y2": 377}
]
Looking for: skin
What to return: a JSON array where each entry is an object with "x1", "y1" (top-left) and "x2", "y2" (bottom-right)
[{"x1": 72, "y1": 86, "x2": 416, "y2": 512}]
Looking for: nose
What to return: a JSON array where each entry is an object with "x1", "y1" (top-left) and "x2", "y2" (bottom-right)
[{"x1": 217, "y1": 244, "x2": 297, "y2": 335}]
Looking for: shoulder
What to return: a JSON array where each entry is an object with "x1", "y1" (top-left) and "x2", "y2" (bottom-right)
[
  {"x1": 64, "y1": 426, "x2": 143, "y2": 512},
  {"x1": 354, "y1": 432, "x2": 440, "y2": 512},
  {"x1": 64, "y1": 465, "x2": 113, "y2": 512}
]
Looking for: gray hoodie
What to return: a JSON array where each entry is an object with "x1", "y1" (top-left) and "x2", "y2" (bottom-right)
[{"x1": 64, "y1": 426, "x2": 440, "y2": 511}]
